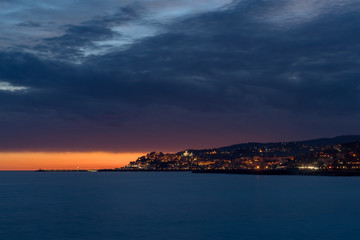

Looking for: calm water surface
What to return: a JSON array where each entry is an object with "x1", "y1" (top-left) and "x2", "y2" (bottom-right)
[{"x1": 0, "y1": 172, "x2": 359, "y2": 240}]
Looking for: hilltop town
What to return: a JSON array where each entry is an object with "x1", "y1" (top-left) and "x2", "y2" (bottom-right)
[{"x1": 123, "y1": 136, "x2": 360, "y2": 172}]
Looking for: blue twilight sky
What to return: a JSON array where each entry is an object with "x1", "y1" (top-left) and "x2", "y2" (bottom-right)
[{"x1": 0, "y1": 0, "x2": 360, "y2": 152}]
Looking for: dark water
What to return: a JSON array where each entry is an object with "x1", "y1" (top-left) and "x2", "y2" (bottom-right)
[{"x1": 0, "y1": 172, "x2": 359, "y2": 240}]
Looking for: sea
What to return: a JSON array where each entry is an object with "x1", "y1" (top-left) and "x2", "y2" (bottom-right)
[{"x1": 0, "y1": 171, "x2": 359, "y2": 240}]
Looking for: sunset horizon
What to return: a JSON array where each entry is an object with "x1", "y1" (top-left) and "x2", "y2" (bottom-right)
[
  {"x1": 2, "y1": 134, "x2": 358, "y2": 171},
  {"x1": 0, "y1": 152, "x2": 146, "y2": 171}
]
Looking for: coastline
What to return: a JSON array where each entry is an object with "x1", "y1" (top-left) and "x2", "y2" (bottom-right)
[
  {"x1": 191, "y1": 169, "x2": 360, "y2": 176},
  {"x1": 35, "y1": 168, "x2": 360, "y2": 176}
]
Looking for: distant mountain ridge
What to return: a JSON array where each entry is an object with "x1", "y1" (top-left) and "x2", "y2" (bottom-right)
[{"x1": 188, "y1": 135, "x2": 360, "y2": 153}]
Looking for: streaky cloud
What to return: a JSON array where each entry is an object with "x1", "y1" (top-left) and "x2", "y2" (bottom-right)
[{"x1": 0, "y1": 81, "x2": 28, "y2": 92}]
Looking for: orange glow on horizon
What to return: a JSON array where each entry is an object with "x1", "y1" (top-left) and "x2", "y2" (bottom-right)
[{"x1": 0, "y1": 152, "x2": 145, "y2": 171}]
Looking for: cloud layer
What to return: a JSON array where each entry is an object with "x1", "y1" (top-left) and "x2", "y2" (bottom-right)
[{"x1": 0, "y1": 0, "x2": 359, "y2": 152}]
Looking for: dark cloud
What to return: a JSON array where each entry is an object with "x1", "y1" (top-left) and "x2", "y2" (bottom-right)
[
  {"x1": 16, "y1": 21, "x2": 42, "y2": 28},
  {"x1": 33, "y1": 6, "x2": 142, "y2": 60},
  {"x1": 0, "y1": 0, "x2": 359, "y2": 151}
]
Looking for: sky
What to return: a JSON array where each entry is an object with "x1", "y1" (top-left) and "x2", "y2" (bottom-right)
[
  {"x1": 1, "y1": 0, "x2": 360, "y2": 169},
  {"x1": 0, "y1": 152, "x2": 144, "y2": 170}
]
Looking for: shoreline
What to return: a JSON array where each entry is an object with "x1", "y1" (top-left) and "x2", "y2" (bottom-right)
[
  {"x1": 35, "y1": 168, "x2": 360, "y2": 176},
  {"x1": 192, "y1": 169, "x2": 360, "y2": 176}
]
